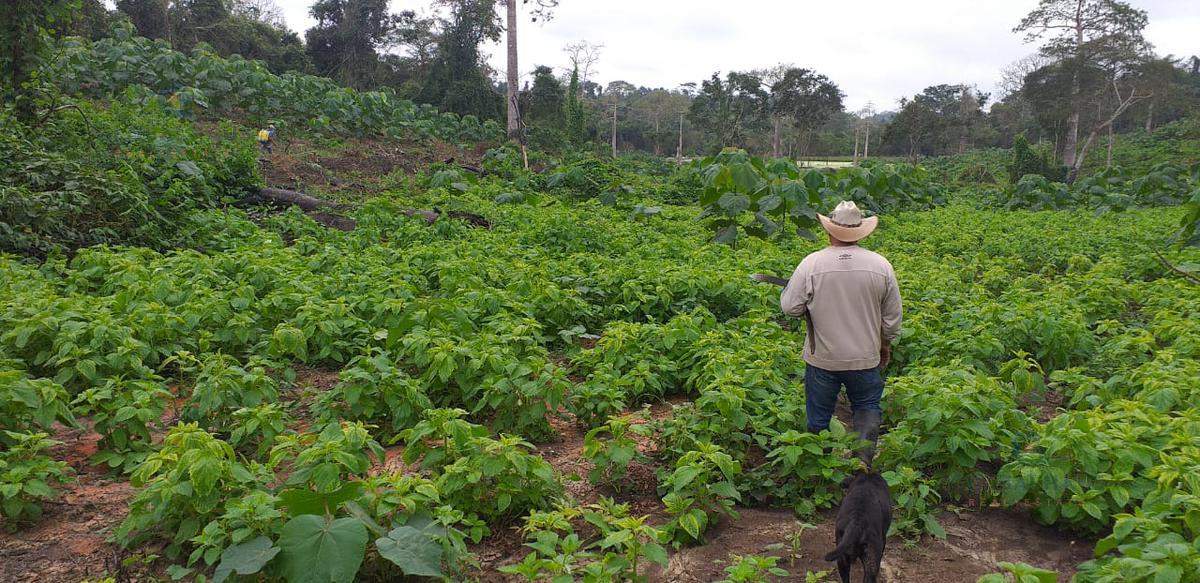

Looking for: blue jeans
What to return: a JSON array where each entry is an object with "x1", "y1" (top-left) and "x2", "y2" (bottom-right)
[{"x1": 804, "y1": 364, "x2": 884, "y2": 433}]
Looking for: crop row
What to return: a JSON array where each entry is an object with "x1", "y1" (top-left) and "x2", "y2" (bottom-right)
[{"x1": 3, "y1": 174, "x2": 1199, "y2": 579}]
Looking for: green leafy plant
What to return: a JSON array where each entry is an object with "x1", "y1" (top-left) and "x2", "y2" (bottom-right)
[
  {"x1": 998, "y1": 401, "x2": 1177, "y2": 533},
  {"x1": 880, "y1": 366, "x2": 1034, "y2": 501},
  {"x1": 504, "y1": 498, "x2": 669, "y2": 582},
  {"x1": 660, "y1": 442, "x2": 742, "y2": 546},
  {"x1": 0, "y1": 371, "x2": 76, "y2": 438},
  {"x1": 311, "y1": 348, "x2": 432, "y2": 439},
  {"x1": 399, "y1": 409, "x2": 561, "y2": 521},
  {"x1": 72, "y1": 378, "x2": 173, "y2": 473},
  {"x1": 188, "y1": 490, "x2": 283, "y2": 569},
  {"x1": 0, "y1": 431, "x2": 73, "y2": 529},
  {"x1": 184, "y1": 353, "x2": 279, "y2": 430},
  {"x1": 695, "y1": 149, "x2": 823, "y2": 245},
  {"x1": 882, "y1": 466, "x2": 945, "y2": 540},
  {"x1": 763, "y1": 521, "x2": 820, "y2": 568},
  {"x1": 582, "y1": 412, "x2": 652, "y2": 490},
  {"x1": 977, "y1": 561, "x2": 1058, "y2": 583},
  {"x1": 228, "y1": 403, "x2": 291, "y2": 458},
  {"x1": 1008, "y1": 134, "x2": 1066, "y2": 184},
  {"x1": 759, "y1": 421, "x2": 864, "y2": 516},
  {"x1": 716, "y1": 554, "x2": 790, "y2": 583},
  {"x1": 117, "y1": 423, "x2": 268, "y2": 558},
  {"x1": 269, "y1": 421, "x2": 384, "y2": 495}
]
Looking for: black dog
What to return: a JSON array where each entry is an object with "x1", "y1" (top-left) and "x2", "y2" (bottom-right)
[{"x1": 824, "y1": 472, "x2": 891, "y2": 583}]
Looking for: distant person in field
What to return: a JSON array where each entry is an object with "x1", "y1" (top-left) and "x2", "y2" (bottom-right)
[
  {"x1": 257, "y1": 124, "x2": 276, "y2": 154},
  {"x1": 779, "y1": 200, "x2": 902, "y2": 465}
]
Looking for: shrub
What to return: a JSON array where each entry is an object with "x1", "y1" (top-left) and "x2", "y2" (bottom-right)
[
  {"x1": 0, "y1": 100, "x2": 261, "y2": 256},
  {"x1": 0, "y1": 431, "x2": 73, "y2": 530},
  {"x1": 1008, "y1": 134, "x2": 1066, "y2": 184}
]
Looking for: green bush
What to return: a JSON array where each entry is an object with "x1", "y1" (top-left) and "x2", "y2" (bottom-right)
[
  {"x1": 997, "y1": 401, "x2": 1180, "y2": 533},
  {"x1": 1008, "y1": 134, "x2": 1066, "y2": 184},
  {"x1": 0, "y1": 99, "x2": 261, "y2": 256},
  {"x1": 48, "y1": 26, "x2": 501, "y2": 142},
  {"x1": 879, "y1": 365, "x2": 1035, "y2": 500},
  {"x1": 117, "y1": 423, "x2": 270, "y2": 558},
  {"x1": 0, "y1": 431, "x2": 73, "y2": 530}
]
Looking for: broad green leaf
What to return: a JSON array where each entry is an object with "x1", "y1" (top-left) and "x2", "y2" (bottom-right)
[
  {"x1": 212, "y1": 536, "x2": 280, "y2": 583},
  {"x1": 277, "y1": 516, "x2": 368, "y2": 583},
  {"x1": 277, "y1": 483, "x2": 364, "y2": 516},
  {"x1": 375, "y1": 525, "x2": 443, "y2": 577}
]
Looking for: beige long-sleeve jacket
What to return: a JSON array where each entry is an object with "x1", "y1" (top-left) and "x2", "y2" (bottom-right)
[{"x1": 779, "y1": 244, "x2": 902, "y2": 371}]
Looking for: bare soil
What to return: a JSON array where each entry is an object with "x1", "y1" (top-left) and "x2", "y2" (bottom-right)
[
  {"x1": 258, "y1": 135, "x2": 484, "y2": 200},
  {"x1": 0, "y1": 425, "x2": 134, "y2": 583}
]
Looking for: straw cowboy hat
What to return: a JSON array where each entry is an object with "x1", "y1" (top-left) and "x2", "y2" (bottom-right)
[{"x1": 818, "y1": 201, "x2": 878, "y2": 242}]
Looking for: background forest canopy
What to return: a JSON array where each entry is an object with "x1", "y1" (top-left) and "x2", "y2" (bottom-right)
[{"x1": 25, "y1": 0, "x2": 1200, "y2": 166}]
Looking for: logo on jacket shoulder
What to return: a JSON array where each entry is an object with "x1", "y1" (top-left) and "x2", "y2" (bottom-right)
[{"x1": 838, "y1": 253, "x2": 853, "y2": 260}]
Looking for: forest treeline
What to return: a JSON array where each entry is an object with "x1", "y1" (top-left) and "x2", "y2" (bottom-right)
[{"x1": 14, "y1": 0, "x2": 1200, "y2": 170}]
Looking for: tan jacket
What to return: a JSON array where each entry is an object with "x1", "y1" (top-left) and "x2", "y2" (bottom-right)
[{"x1": 780, "y1": 244, "x2": 902, "y2": 371}]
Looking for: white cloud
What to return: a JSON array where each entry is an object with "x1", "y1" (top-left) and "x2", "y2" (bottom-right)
[{"x1": 275, "y1": 0, "x2": 1199, "y2": 111}]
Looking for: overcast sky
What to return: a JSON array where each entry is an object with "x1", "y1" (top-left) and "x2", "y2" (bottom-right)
[{"x1": 278, "y1": 0, "x2": 1199, "y2": 111}]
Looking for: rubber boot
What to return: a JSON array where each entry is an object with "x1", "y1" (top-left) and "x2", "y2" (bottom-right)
[{"x1": 853, "y1": 409, "x2": 882, "y2": 467}]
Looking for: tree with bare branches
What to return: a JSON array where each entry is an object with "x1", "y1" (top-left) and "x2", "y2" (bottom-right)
[{"x1": 1014, "y1": 0, "x2": 1151, "y2": 182}]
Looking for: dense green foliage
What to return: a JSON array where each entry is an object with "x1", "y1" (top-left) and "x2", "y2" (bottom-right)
[
  {"x1": 694, "y1": 150, "x2": 944, "y2": 245},
  {"x1": 1, "y1": 161, "x2": 1196, "y2": 575},
  {"x1": 988, "y1": 161, "x2": 1198, "y2": 213},
  {"x1": 46, "y1": 25, "x2": 501, "y2": 142},
  {"x1": 5, "y1": 3, "x2": 1200, "y2": 579},
  {"x1": 1009, "y1": 134, "x2": 1067, "y2": 183},
  {"x1": 0, "y1": 99, "x2": 260, "y2": 256}
]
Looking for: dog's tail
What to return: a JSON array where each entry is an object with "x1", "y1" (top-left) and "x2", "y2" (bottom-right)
[{"x1": 823, "y1": 521, "x2": 861, "y2": 562}]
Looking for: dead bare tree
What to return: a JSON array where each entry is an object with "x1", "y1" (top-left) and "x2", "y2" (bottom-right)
[
  {"x1": 563, "y1": 40, "x2": 603, "y2": 96},
  {"x1": 1075, "y1": 78, "x2": 1152, "y2": 173}
]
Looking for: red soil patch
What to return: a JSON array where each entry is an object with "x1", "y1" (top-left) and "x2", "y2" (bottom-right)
[{"x1": 0, "y1": 425, "x2": 134, "y2": 583}]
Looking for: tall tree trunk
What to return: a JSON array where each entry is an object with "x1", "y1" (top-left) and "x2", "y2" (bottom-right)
[
  {"x1": 1145, "y1": 100, "x2": 1154, "y2": 133},
  {"x1": 772, "y1": 117, "x2": 781, "y2": 159},
  {"x1": 161, "y1": 0, "x2": 172, "y2": 42},
  {"x1": 853, "y1": 126, "x2": 860, "y2": 162},
  {"x1": 863, "y1": 122, "x2": 870, "y2": 159},
  {"x1": 611, "y1": 106, "x2": 617, "y2": 157},
  {"x1": 505, "y1": 0, "x2": 520, "y2": 141},
  {"x1": 1062, "y1": 79, "x2": 1081, "y2": 172},
  {"x1": 1070, "y1": 85, "x2": 1151, "y2": 181},
  {"x1": 676, "y1": 113, "x2": 683, "y2": 164},
  {"x1": 654, "y1": 114, "x2": 661, "y2": 156},
  {"x1": 1062, "y1": 12, "x2": 1085, "y2": 176},
  {"x1": 1106, "y1": 124, "x2": 1114, "y2": 168}
]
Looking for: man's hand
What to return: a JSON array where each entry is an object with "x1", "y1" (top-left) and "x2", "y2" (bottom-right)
[{"x1": 879, "y1": 339, "x2": 892, "y2": 369}]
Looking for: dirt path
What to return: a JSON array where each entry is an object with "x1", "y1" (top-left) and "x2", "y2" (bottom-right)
[{"x1": 654, "y1": 506, "x2": 1092, "y2": 582}]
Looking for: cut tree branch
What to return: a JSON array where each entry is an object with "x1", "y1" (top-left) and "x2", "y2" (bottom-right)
[
  {"x1": 240, "y1": 187, "x2": 491, "y2": 231},
  {"x1": 1153, "y1": 249, "x2": 1200, "y2": 285}
]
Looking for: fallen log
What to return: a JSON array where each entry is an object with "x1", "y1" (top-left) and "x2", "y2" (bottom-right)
[
  {"x1": 442, "y1": 157, "x2": 484, "y2": 175},
  {"x1": 243, "y1": 187, "x2": 343, "y2": 211},
  {"x1": 242, "y1": 187, "x2": 490, "y2": 230}
]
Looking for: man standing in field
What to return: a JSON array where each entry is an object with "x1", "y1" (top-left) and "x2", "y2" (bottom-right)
[{"x1": 779, "y1": 200, "x2": 902, "y2": 465}]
